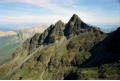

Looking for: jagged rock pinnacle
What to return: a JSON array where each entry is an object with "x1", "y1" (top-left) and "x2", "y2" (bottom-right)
[
  {"x1": 69, "y1": 14, "x2": 82, "y2": 23},
  {"x1": 55, "y1": 20, "x2": 64, "y2": 27},
  {"x1": 64, "y1": 14, "x2": 87, "y2": 36},
  {"x1": 72, "y1": 14, "x2": 79, "y2": 19}
]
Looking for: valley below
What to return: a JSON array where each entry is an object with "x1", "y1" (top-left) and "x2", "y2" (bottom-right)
[{"x1": 0, "y1": 26, "x2": 45, "y2": 64}]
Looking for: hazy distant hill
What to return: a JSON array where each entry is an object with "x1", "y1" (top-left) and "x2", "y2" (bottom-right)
[
  {"x1": 16, "y1": 26, "x2": 45, "y2": 41},
  {"x1": 0, "y1": 31, "x2": 17, "y2": 37},
  {"x1": 0, "y1": 35, "x2": 20, "y2": 64},
  {"x1": 0, "y1": 26, "x2": 45, "y2": 64}
]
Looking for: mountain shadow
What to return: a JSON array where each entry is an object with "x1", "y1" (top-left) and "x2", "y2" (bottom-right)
[{"x1": 80, "y1": 27, "x2": 120, "y2": 67}]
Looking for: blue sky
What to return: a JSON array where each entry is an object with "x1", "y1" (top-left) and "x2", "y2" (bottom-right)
[{"x1": 0, "y1": 0, "x2": 120, "y2": 29}]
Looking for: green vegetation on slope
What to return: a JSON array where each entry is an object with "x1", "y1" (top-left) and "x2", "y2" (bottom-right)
[
  {"x1": 0, "y1": 26, "x2": 45, "y2": 64},
  {"x1": 0, "y1": 36, "x2": 20, "y2": 64},
  {"x1": 0, "y1": 28, "x2": 107, "y2": 80},
  {"x1": 0, "y1": 14, "x2": 119, "y2": 80}
]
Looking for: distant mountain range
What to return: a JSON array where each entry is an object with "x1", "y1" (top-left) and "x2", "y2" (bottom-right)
[
  {"x1": 15, "y1": 26, "x2": 45, "y2": 41},
  {"x1": 0, "y1": 26, "x2": 45, "y2": 64},
  {"x1": 0, "y1": 31, "x2": 17, "y2": 37},
  {"x1": 0, "y1": 14, "x2": 120, "y2": 80},
  {"x1": 0, "y1": 25, "x2": 45, "y2": 40}
]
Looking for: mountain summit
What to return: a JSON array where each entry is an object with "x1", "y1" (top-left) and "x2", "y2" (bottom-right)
[
  {"x1": 69, "y1": 14, "x2": 82, "y2": 23},
  {"x1": 64, "y1": 14, "x2": 94, "y2": 36},
  {"x1": 0, "y1": 14, "x2": 120, "y2": 80}
]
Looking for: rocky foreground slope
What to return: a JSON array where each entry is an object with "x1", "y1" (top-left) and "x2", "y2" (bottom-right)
[{"x1": 0, "y1": 14, "x2": 120, "y2": 80}]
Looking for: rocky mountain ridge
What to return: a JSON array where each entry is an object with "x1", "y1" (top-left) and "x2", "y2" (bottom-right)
[{"x1": 0, "y1": 14, "x2": 119, "y2": 80}]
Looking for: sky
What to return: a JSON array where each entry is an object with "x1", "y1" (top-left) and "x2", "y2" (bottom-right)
[{"x1": 0, "y1": 0, "x2": 120, "y2": 29}]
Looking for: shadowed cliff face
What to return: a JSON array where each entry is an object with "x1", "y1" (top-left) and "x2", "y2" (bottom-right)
[
  {"x1": 79, "y1": 27, "x2": 120, "y2": 67},
  {"x1": 0, "y1": 14, "x2": 120, "y2": 80},
  {"x1": 97, "y1": 28, "x2": 120, "y2": 79},
  {"x1": 107, "y1": 27, "x2": 120, "y2": 53}
]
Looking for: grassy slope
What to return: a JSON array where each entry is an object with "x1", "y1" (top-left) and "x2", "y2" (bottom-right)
[
  {"x1": 0, "y1": 36, "x2": 21, "y2": 64},
  {"x1": 0, "y1": 30, "x2": 106, "y2": 80}
]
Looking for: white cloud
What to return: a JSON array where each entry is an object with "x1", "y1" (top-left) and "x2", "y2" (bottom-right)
[
  {"x1": 0, "y1": 15, "x2": 69, "y2": 24},
  {"x1": 0, "y1": 0, "x2": 120, "y2": 25},
  {"x1": 0, "y1": 15, "x2": 120, "y2": 25},
  {"x1": 0, "y1": 0, "x2": 87, "y2": 16},
  {"x1": 84, "y1": 15, "x2": 120, "y2": 24}
]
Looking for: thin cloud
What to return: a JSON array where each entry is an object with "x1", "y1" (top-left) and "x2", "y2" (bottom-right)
[
  {"x1": 0, "y1": 15, "x2": 119, "y2": 25},
  {"x1": 0, "y1": 15, "x2": 69, "y2": 24},
  {"x1": 0, "y1": 0, "x2": 93, "y2": 16},
  {"x1": 0, "y1": 0, "x2": 120, "y2": 25}
]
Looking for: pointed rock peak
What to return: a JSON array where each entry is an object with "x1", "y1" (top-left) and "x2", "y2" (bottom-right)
[
  {"x1": 55, "y1": 20, "x2": 65, "y2": 28},
  {"x1": 49, "y1": 24, "x2": 54, "y2": 28},
  {"x1": 50, "y1": 24, "x2": 54, "y2": 27},
  {"x1": 55, "y1": 20, "x2": 64, "y2": 26},
  {"x1": 69, "y1": 14, "x2": 82, "y2": 23},
  {"x1": 72, "y1": 14, "x2": 79, "y2": 18}
]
